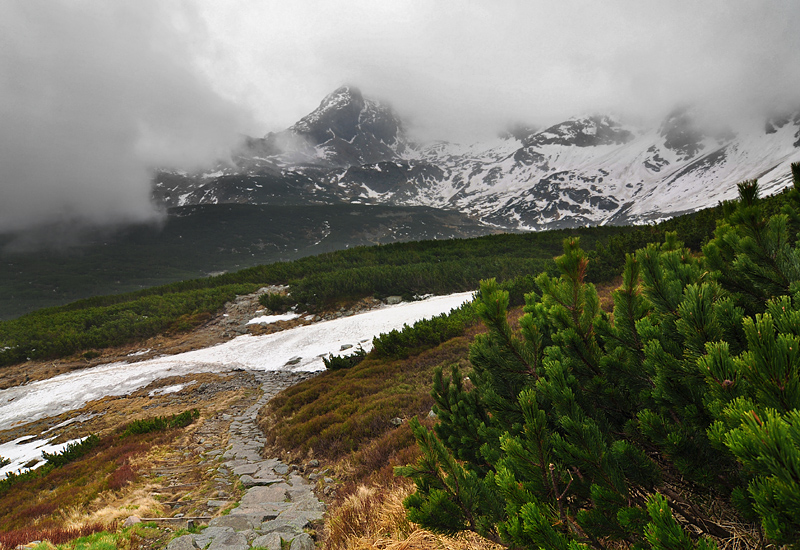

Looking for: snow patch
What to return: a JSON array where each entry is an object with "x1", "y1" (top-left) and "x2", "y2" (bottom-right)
[
  {"x1": 246, "y1": 313, "x2": 301, "y2": 325},
  {"x1": 148, "y1": 380, "x2": 198, "y2": 397},
  {"x1": 0, "y1": 436, "x2": 87, "y2": 479}
]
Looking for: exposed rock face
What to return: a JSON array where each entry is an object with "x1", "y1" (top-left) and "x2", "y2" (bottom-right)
[{"x1": 248, "y1": 85, "x2": 407, "y2": 168}]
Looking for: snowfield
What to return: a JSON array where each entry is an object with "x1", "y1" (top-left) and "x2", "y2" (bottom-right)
[{"x1": 0, "y1": 292, "x2": 474, "y2": 431}]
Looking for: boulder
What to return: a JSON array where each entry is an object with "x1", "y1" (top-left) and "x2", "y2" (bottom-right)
[
  {"x1": 166, "y1": 535, "x2": 198, "y2": 550},
  {"x1": 207, "y1": 531, "x2": 249, "y2": 550},
  {"x1": 122, "y1": 516, "x2": 142, "y2": 528},
  {"x1": 208, "y1": 515, "x2": 259, "y2": 531},
  {"x1": 289, "y1": 533, "x2": 315, "y2": 550},
  {"x1": 193, "y1": 527, "x2": 234, "y2": 548}
]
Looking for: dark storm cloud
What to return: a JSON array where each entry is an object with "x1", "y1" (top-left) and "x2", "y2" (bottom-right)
[{"x1": 0, "y1": 1, "x2": 252, "y2": 234}]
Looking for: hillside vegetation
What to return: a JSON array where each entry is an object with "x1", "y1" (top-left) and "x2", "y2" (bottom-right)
[
  {"x1": 0, "y1": 204, "x2": 496, "y2": 320},
  {"x1": 254, "y1": 165, "x2": 800, "y2": 550},
  {"x1": 0, "y1": 201, "x2": 725, "y2": 367}
]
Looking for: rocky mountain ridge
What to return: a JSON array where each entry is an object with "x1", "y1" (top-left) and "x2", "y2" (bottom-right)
[{"x1": 153, "y1": 86, "x2": 800, "y2": 231}]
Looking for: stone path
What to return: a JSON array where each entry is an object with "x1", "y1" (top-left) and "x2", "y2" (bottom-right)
[{"x1": 167, "y1": 371, "x2": 324, "y2": 550}]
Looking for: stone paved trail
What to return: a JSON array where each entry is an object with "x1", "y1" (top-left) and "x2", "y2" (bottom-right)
[{"x1": 167, "y1": 371, "x2": 323, "y2": 550}]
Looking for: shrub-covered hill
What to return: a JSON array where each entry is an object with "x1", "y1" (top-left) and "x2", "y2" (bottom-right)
[
  {"x1": 0, "y1": 203, "x2": 496, "y2": 321},
  {"x1": 0, "y1": 198, "x2": 730, "y2": 368}
]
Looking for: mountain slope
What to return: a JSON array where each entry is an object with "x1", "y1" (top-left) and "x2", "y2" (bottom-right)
[{"x1": 155, "y1": 88, "x2": 800, "y2": 230}]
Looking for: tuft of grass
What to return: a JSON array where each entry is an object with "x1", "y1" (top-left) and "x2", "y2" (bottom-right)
[
  {"x1": 324, "y1": 482, "x2": 502, "y2": 550},
  {"x1": 63, "y1": 531, "x2": 119, "y2": 550}
]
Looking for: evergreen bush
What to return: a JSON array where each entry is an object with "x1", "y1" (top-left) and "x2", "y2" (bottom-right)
[
  {"x1": 398, "y1": 166, "x2": 800, "y2": 549},
  {"x1": 258, "y1": 292, "x2": 295, "y2": 313},
  {"x1": 120, "y1": 409, "x2": 199, "y2": 437},
  {"x1": 323, "y1": 346, "x2": 367, "y2": 370}
]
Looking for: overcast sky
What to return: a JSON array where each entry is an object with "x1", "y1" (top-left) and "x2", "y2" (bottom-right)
[{"x1": 1, "y1": 0, "x2": 799, "y2": 234}]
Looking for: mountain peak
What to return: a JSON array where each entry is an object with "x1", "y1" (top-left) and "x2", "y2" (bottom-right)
[
  {"x1": 523, "y1": 114, "x2": 635, "y2": 148},
  {"x1": 317, "y1": 85, "x2": 365, "y2": 111},
  {"x1": 289, "y1": 85, "x2": 366, "y2": 142},
  {"x1": 251, "y1": 86, "x2": 406, "y2": 167}
]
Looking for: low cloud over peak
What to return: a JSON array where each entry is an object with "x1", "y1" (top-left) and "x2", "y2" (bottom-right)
[{"x1": 0, "y1": 1, "x2": 252, "y2": 234}]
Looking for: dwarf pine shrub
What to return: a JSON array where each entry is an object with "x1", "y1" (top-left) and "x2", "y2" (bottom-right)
[{"x1": 398, "y1": 165, "x2": 800, "y2": 549}]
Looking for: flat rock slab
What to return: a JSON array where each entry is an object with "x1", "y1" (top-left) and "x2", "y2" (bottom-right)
[
  {"x1": 232, "y1": 463, "x2": 260, "y2": 476},
  {"x1": 166, "y1": 535, "x2": 198, "y2": 550},
  {"x1": 236, "y1": 504, "x2": 287, "y2": 518},
  {"x1": 208, "y1": 515, "x2": 260, "y2": 531},
  {"x1": 207, "y1": 530, "x2": 249, "y2": 550},
  {"x1": 289, "y1": 533, "x2": 315, "y2": 550},
  {"x1": 259, "y1": 517, "x2": 309, "y2": 536},
  {"x1": 192, "y1": 526, "x2": 234, "y2": 548},
  {"x1": 281, "y1": 509, "x2": 325, "y2": 524},
  {"x1": 240, "y1": 474, "x2": 282, "y2": 487},
  {"x1": 286, "y1": 494, "x2": 326, "y2": 513},
  {"x1": 255, "y1": 458, "x2": 281, "y2": 469},
  {"x1": 240, "y1": 484, "x2": 290, "y2": 507}
]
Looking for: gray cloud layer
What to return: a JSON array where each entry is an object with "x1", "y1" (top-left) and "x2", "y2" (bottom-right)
[
  {"x1": 2, "y1": 1, "x2": 799, "y2": 234},
  {"x1": 0, "y1": 1, "x2": 251, "y2": 234},
  {"x1": 198, "y1": 0, "x2": 800, "y2": 140}
]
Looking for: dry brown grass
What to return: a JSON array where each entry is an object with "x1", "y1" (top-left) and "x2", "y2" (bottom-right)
[
  {"x1": 258, "y1": 336, "x2": 475, "y2": 464},
  {"x1": 67, "y1": 486, "x2": 165, "y2": 528},
  {"x1": 0, "y1": 523, "x2": 107, "y2": 550},
  {"x1": 324, "y1": 482, "x2": 502, "y2": 550}
]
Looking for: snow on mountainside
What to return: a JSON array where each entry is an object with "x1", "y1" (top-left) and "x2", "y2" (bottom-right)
[{"x1": 152, "y1": 87, "x2": 800, "y2": 231}]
